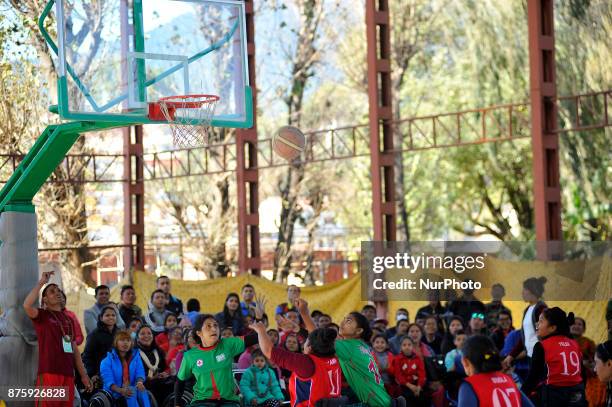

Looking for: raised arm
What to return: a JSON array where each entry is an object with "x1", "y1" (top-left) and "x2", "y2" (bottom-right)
[
  {"x1": 250, "y1": 321, "x2": 274, "y2": 359},
  {"x1": 23, "y1": 271, "x2": 53, "y2": 319},
  {"x1": 295, "y1": 298, "x2": 316, "y2": 333}
]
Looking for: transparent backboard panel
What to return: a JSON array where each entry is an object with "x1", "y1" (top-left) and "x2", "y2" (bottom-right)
[{"x1": 55, "y1": 0, "x2": 250, "y2": 127}]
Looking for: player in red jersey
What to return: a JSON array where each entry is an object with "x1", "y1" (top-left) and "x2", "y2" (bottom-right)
[
  {"x1": 459, "y1": 335, "x2": 533, "y2": 407},
  {"x1": 523, "y1": 307, "x2": 587, "y2": 406},
  {"x1": 250, "y1": 321, "x2": 342, "y2": 407}
]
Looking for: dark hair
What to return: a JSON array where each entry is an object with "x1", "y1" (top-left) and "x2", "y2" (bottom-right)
[
  {"x1": 41, "y1": 283, "x2": 59, "y2": 301},
  {"x1": 328, "y1": 323, "x2": 340, "y2": 331},
  {"x1": 541, "y1": 307, "x2": 574, "y2": 337},
  {"x1": 371, "y1": 333, "x2": 388, "y2": 344},
  {"x1": 498, "y1": 310, "x2": 512, "y2": 321},
  {"x1": 98, "y1": 305, "x2": 117, "y2": 322},
  {"x1": 523, "y1": 277, "x2": 547, "y2": 298},
  {"x1": 251, "y1": 348, "x2": 266, "y2": 360},
  {"x1": 187, "y1": 298, "x2": 200, "y2": 312},
  {"x1": 95, "y1": 285, "x2": 110, "y2": 296},
  {"x1": 454, "y1": 329, "x2": 467, "y2": 337},
  {"x1": 242, "y1": 284, "x2": 255, "y2": 291},
  {"x1": 221, "y1": 293, "x2": 242, "y2": 327},
  {"x1": 595, "y1": 341, "x2": 612, "y2": 362},
  {"x1": 311, "y1": 310, "x2": 323, "y2": 319},
  {"x1": 400, "y1": 335, "x2": 416, "y2": 346},
  {"x1": 463, "y1": 335, "x2": 502, "y2": 373},
  {"x1": 120, "y1": 285, "x2": 135, "y2": 296},
  {"x1": 156, "y1": 275, "x2": 169, "y2": 283},
  {"x1": 287, "y1": 284, "x2": 300, "y2": 292},
  {"x1": 415, "y1": 311, "x2": 428, "y2": 320},
  {"x1": 573, "y1": 317, "x2": 586, "y2": 331},
  {"x1": 397, "y1": 308, "x2": 408, "y2": 313},
  {"x1": 448, "y1": 315, "x2": 465, "y2": 328},
  {"x1": 397, "y1": 319, "x2": 411, "y2": 329},
  {"x1": 283, "y1": 333, "x2": 302, "y2": 352},
  {"x1": 193, "y1": 314, "x2": 217, "y2": 345},
  {"x1": 361, "y1": 304, "x2": 376, "y2": 313},
  {"x1": 349, "y1": 311, "x2": 372, "y2": 342},
  {"x1": 151, "y1": 289, "x2": 165, "y2": 302},
  {"x1": 164, "y1": 312, "x2": 178, "y2": 326},
  {"x1": 406, "y1": 323, "x2": 425, "y2": 342},
  {"x1": 308, "y1": 328, "x2": 337, "y2": 357}
]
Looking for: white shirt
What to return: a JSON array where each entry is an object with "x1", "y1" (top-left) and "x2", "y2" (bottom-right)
[{"x1": 523, "y1": 304, "x2": 537, "y2": 357}]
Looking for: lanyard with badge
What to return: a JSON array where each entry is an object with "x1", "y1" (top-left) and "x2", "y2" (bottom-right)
[{"x1": 51, "y1": 310, "x2": 73, "y2": 353}]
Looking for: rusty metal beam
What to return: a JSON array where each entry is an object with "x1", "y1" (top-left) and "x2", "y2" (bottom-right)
[
  {"x1": 235, "y1": 0, "x2": 261, "y2": 275},
  {"x1": 0, "y1": 91, "x2": 609, "y2": 185},
  {"x1": 123, "y1": 125, "x2": 145, "y2": 272},
  {"x1": 366, "y1": 0, "x2": 396, "y2": 242},
  {"x1": 527, "y1": 0, "x2": 562, "y2": 251}
]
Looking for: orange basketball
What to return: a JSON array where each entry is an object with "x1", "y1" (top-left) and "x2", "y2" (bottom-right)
[{"x1": 273, "y1": 126, "x2": 305, "y2": 161}]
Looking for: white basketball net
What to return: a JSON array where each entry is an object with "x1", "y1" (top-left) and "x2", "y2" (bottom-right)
[{"x1": 158, "y1": 95, "x2": 219, "y2": 148}]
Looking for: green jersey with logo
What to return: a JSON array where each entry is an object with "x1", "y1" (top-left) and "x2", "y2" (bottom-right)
[
  {"x1": 335, "y1": 338, "x2": 391, "y2": 407},
  {"x1": 178, "y1": 337, "x2": 245, "y2": 401}
]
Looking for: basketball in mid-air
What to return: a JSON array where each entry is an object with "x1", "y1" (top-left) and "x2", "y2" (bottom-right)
[{"x1": 273, "y1": 126, "x2": 305, "y2": 161}]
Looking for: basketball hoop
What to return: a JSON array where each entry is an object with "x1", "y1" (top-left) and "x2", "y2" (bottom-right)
[{"x1": 148, "y1": 94, "x2": 219, "y2": 148}]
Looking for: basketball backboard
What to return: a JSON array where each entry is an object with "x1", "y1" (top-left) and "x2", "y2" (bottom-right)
[{"x1": 48, "y1": 0, "x2": 252, "y2": 128}]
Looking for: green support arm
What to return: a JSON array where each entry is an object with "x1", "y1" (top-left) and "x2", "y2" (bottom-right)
[{"x1": 0, "y1": 121, "x2": 129, "y2": 214}]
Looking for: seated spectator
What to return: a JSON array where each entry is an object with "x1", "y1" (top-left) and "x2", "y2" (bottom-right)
[
  {"x1": 144, "y1": 290, "x2": 173, "y2": 334},
  {"x1": 239, "y1": 349, "x2": 285, "y2": 407},
  {"x1": 82, "y1": 305, "x2": 119, "y2": 389},
  {"x1": 489, "y1": 310, "x2": 514, "y2": 351},
  {"x1": 310, "y1": 310, "x2": 323, "y2": 327},
  {"x1": 221, "y1": 327, "x2": 234, "y2": 338},
  {"x1": 447, "y1": 283, "x2": 486, "y2": 328},
  {"x1": 267, "y1": 329, "x2": 280, "y2": 346},
  {"x1": 240, "y1": 284, "x2": 257, "y2": 317},
  {"x1": 84, "y1": 285, "x2": 126, "y2": 335},
  {"x1": 185, "y1": 298, "x2": 200, "y2": 326},
  {"x1": 371, "y1": 334, "x2": 394, "y2": 391},
  {"x1": 164, "y1": 327, "x2": 185, "y2": 375},
  {"x1": 328, "y1": 323, "x2": 340, "y2": 334},
  {"x1": 100, "y1": 330, "x2": 151, "y2": 407},
  {"x1": 317, "y1": 314, "x2": 332, "y2": 329},
  {"x1": 389, "y1": 336, "x2": 427, "y2": 406},
  {"x1": 372, "y1": 318, "x2": 388, "y2": 334},
  {"x1": 118, "y1": 285, "x2": 142, "y2": 325},
  {"x1": 406, "y1": 323, "x2": 445, "y2": 406},
  {"x1": 572, "y1": 317, "x2": 607, "y2": 407},
  {"x1": 215, "y1": 292, "x2": 246, "y2": 336},
  {"x1": 386, "y1": 308, "x2": 409, "y2": 339},
  {"x1": 59, "y1": 289, "x2": 84, "y2": 346},
  {"x1": 135, "y1": 325, "x2": 173, "y2": 405},
  {"x1": 154, "y1": 313, "x2": 178, "y2": 352},
  {"x1": 389, "y1": 319, "x2": 411, "y2": 354},
  {"x1": 484, "y1": 283, "x2": 510, "y2": 333},
  {"x1": 156, "y1": 276, "x2": 183, "y2": 317},
  {"x1": 415, "y1": 311, "x2": 428, "y2": 328},
  {"x1": 128, "y1": 318, "x2": 143, "y2": 341},
  {"x1": 173, "y1": 329, "x2": 198, "y2": 375},
  {"x1": 444, "y1": 330, "x2": 467, "y2": 374},
  {"x1": 238, "y1": 345, "x2": 258, "y2": 369},
  {"x1": 275, "y1": 285, "x2": 300, "y2": 317},
  {"x1": 422, "y1": 316, "x2": 443, "y2": 355},
  {"x1": 467, "y1": 312, "x2": 487, "y2": 336},
  {"x1": 361, "y1": 304, "x2": 377, "y2": 325},
  {"x1": 441, "y1": 316, "x2": 464, "y2": 355}
]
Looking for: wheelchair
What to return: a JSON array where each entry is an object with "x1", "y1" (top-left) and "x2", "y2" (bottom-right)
[{"x1": 87, "y1": 388, "x2": 158, "y2": 407}]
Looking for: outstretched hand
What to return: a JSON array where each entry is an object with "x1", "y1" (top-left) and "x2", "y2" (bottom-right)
[
  {"x1": 294, "y1": 298, "x2": 309, "y2": 315},
  {"x1": 276, "y1": 316, "x2": 300, "y2": 333},
  {"x1": 39, "y1": 270, "x2": 55, "y2": 286},
  {"x1": 254, "y1": 295, "x2": 267, "y2": 320}
]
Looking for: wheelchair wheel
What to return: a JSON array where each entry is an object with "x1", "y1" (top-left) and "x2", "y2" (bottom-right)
[
  {"x1": 88, "y1": 390, "x2": 113, "y2": 407},
  {"x1": 162, "y1": 390, "x2": 193, "y2": 407}
]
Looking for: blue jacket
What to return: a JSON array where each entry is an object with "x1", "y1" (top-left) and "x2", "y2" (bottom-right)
[{"x1": 100, "y1": 348, "x2": 150, "y2": 406}]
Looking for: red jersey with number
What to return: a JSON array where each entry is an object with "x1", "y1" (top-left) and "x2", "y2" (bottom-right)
[
  {"x1": 289, "y1": 354, "x2": 341, "y2": 407},
  {"x1": 465, "y1": 372, "x2": 521, "y2": 407},
  {"x1": 541, "y1": 335, "x2": 583, "y2": 387},
  {"x1": 388, "y1": 352, "x2": 426, "y2": 387}
]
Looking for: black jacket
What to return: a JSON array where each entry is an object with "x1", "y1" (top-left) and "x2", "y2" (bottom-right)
[{"x1": 82, "y1": 321, "x2": 117, "y2": 377}]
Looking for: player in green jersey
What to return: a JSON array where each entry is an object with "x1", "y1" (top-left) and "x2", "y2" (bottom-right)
[
  {"x1": 174, "y1": 313, "x2": 259, "y2": 407},
  {"x1": 292, "y1": 300, "x2": 402, "y2": 407}
]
